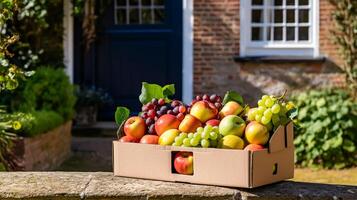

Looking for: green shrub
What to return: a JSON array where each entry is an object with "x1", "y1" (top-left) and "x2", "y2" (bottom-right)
[
  {"x1": 9, "y1": 67, "x2": 76, "y2": 120},
  {"x1": 293, "y1": 89, "x2": 357, "y2": 169},
  {"x1": 9, "y1": 110, "x2": 64, "y2": 137}
]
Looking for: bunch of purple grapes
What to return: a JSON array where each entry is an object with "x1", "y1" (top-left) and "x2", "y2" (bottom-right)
[
  {"x1": 188, "y1": 94, "x2": 223, "y2": 111},
  {"x1": 141, "y1": 98, "x2": 187, "y2": 134}
]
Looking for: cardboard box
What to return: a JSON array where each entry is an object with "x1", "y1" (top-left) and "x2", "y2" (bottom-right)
[{"x1": 113, "y1": 122, "x2": 294, "y2": 188}]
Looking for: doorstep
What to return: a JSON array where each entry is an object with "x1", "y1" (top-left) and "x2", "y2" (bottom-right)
[{"x1": 72, "y1": 121, "x2": 117, "y2": 137}]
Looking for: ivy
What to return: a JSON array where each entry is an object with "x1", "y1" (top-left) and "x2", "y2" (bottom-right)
[
  {"x1": 330, "y1": 0, "x2": 357, "y2": 97},
  {"x1": 293, "y1": 89, "x2": 357, "y2": 169}
]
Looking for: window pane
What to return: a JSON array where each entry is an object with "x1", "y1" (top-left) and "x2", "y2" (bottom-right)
[
  {"x1": 287, "y1": 27, "x2": 295, "y2": 40},
  {"x1": 116, "y1": 9, "x2": 127, "y2": 24},
  {"x1": 252, "y1": 0, "x2": 263, "y2": 5},
  {"x1": 299, "y1": 9, "x2": 309, "y2": 23},
  {"x1": 154, "y1": 9, "x2": 165, "y2": 23},
  {"x1": 142, "y1": 9, "x2": 152, "y2": 24},
  {"x1": 142, "y1": 0, "x2": 151, "y2": 6},
  {"x1": 154, "y1": 0, "x2": 164, "y2": 6},
  {"x1": 299, "y1": 0, "x2": 309, "y2": 5},
  {"x1": 274, "y1": 9, "x2": 283, "y2": 23},
  {"x1": 116, "y1": 0, "x2": 126, "y2": 6},
  {"x1": 252, "y1": 9, "x2": 263, "y2": 23},
  {"x1": 274, "y1": 27, "x2": 283, "y2": 41},
  {"x1": 274, "y1": 0, "x2": 283, "y2": 6},
  {"x1": 252, "y1": 27, "x2": 263, "y2": 41},
  {"x1": 286, "y1": 9, "x2": 295, "y2": 23},
  {"x1": 286, "y1": 0, "x2": 295, "y2": 5},
  {"x1": 298, "y1": 27, "x2": 309, "y2": 40},
  {"x1": 129, "y1": 8, "x2": 139, "y2": 23},
  {"x1": 129, "y1": 0, "x2": 139, "y2": 6}
]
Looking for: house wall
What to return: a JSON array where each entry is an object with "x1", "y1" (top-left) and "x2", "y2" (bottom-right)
[{"x1": 193, "y1": 0, "x2": 344, "y2": 104}]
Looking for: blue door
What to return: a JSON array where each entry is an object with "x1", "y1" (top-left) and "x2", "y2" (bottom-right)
[{"x1": 83, "y1": 0, "x2": 183, "y2": 119}]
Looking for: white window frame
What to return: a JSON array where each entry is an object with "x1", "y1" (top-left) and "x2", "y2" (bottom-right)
[
  {"x1": 240, "y1": 0, "x2": 319, "y2": 57},
  {"x1": 114, "y1": 0, "x2": 165, "y2": 25}
]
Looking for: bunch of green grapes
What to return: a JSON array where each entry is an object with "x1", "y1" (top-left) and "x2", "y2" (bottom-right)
[
  {"x1": 172, "y1": 125, "x2": 222, "y2": 148},
  {"x1": 247, "y1": 95, "x2": 291, "y2": 130}
]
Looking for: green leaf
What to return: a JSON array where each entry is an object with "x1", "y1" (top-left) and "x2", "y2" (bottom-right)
[
  {"x1": 138, "y1": 82, "x2": 176, "y2": 104},
  {"x1": 331, "y1": 136, "x2": 343, "y2": 148},
  {"x1": 222, "y1": 91, "x2": 244, "y2": 105},
  {"x1": 287, "y1": 108, "x2": 298, "y2": 120},
  {"x1": 162, "y1": 84, "x2": 175, "y2": 97},
  {"x1": 316, "y1": 98, "x2": 326, "y2": 107},
  {"x1": 343, "y1": 139, "x2": 356, "y2": 152},
  {"x1": 115, "y1": 107, "x2": 130, "y2": 126},
  {"x1": 139, "y1": 82, "x2": 165, "y2": 104}
]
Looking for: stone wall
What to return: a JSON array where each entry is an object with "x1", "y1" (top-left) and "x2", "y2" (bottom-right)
[
  {"x1": 13, "y1": 121, "x2": 72, "y2": 171},
  {"x1": 193, "y1": 0, "x2": 344, "y2": 104},
  {"x1": 0, "y1": 172, "x2": 355, "y2": 199}
]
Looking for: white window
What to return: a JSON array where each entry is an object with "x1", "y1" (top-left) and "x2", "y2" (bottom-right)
[
  {"x1": 114, "y1": 0, "x2": 165, "y2": 25},
  {"x1": 240, "y1": 0, "x2": 319, "y2": 57}
]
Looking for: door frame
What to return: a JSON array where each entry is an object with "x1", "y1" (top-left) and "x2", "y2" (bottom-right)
[{"x1": 63, "y1": 0, "x2": 194, "y2": 103}]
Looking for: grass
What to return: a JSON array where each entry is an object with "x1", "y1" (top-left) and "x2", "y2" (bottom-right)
[{"x1": 293, "y1": 168, "x2": 357, "y2": 186}]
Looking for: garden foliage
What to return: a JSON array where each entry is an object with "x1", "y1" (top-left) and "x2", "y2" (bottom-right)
[
  {"x1": 75, "y1": 86, "x2": 112, "y2": 108},
  {"x1": 8, "y1": 67, "x2": 76, "y2": 121},
  {"x1": 10, "y1": 111, "x2": 64, "y2": 137},
  {"x1": 1, "y1": 0, "x2": 64, "y2": 69},
  {"x1": 293, "y1": 89, "x2": 357, "y2": 169}
]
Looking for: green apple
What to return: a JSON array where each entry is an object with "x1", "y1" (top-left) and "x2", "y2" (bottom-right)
[
  {"x1": 219, "y1": 115, "x2": 246, "y2": 137},
  {"x1": 158, "y1": 129, "x2": 180, "y2": 146},
  {"x1": 219, "y1": 135, "x2": 244, "y2": 149}
]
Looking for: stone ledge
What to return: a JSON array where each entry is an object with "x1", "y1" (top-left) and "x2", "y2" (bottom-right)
[{"x1": 0, "y1": 172, "x2": 356, "y2": 200}]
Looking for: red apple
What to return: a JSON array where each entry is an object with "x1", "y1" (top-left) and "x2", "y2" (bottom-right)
[
  {"x1": 190, "y1": 100, "x2": 218, "y2": 123},
  {"x1": 179, "y1": 114, "x2": 202, "y2": 133},
  {"x1": 244, "y1": 144, "x2": 265, "y2": 151},
  {"x1": 124, "y1": 116, "x2": 146, "y2": 139},
  {"x1": 155, "y1": 114, "x2": 180, "y2": 136},
  {"x1": 174, "y1": 151, "x2": 193, "y2": 175},
  {"x1": 140, "y1": 135, "x2": 159, "y2": 144},
  {"x1": 119, "y1": 135, "x2": 139, "y2": 143},
  {"x1": 206, "y1": 119, "x2": 220, "y2": 126}
]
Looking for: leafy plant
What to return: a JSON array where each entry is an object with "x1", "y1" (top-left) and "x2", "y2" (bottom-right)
[
  {"x1": 75, "y1": 86, "x2": 112, "y2": 108},
  {"x1": 1, "y1": 0, "x2": 64, "y2": 69},
  {"x1": 0, "y1": 0, "x2": 33, "y2": 170},
  {"x1": 329, "y1": 0, "x2": 357, "y2": 97},
  {"x1": 6, "y1": 67, "x2": 76, "y2": 121},
  {"x1": 2, "y1": 110, "x2": 64, "y2": 137},
  {"x1": 293, "y1": 89, "x2": 357, "y2": 169}
]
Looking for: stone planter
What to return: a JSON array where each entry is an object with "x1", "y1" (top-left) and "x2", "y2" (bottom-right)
[
  {"x1": 74, "y1": 106, "x2": 98, "y2": 126},
  {"x1": 13, "y1": 121, "x2": 72, "y2": 171}
]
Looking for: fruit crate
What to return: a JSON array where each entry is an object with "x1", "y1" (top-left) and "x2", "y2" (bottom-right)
[{"x1": 113, "y1": 122, "x2": 294, "y2": 188}]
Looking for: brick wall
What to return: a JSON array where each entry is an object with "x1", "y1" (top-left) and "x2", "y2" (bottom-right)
[
  {"x1": 13, "y1": 121, "x2": 72, "y2": 171},
  {"x1": 193, "y1": 0, "x2": 344, "y2": 104}
]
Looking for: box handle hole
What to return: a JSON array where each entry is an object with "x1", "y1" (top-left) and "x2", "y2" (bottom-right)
[
  {"x1": 272, "y1": 163, "x2": 278, "y2": 175},
  {"x1": 171, "y1": 151, "x2": 194, "y2": 176}
]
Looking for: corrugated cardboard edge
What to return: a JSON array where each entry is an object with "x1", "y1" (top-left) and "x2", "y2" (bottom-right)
[
  {"x1": 250, "y1": 122, "x2": 294, "y2": 188},
  {"x1": 268, "y1": 125, "x2": 286, "y2": 153}
]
